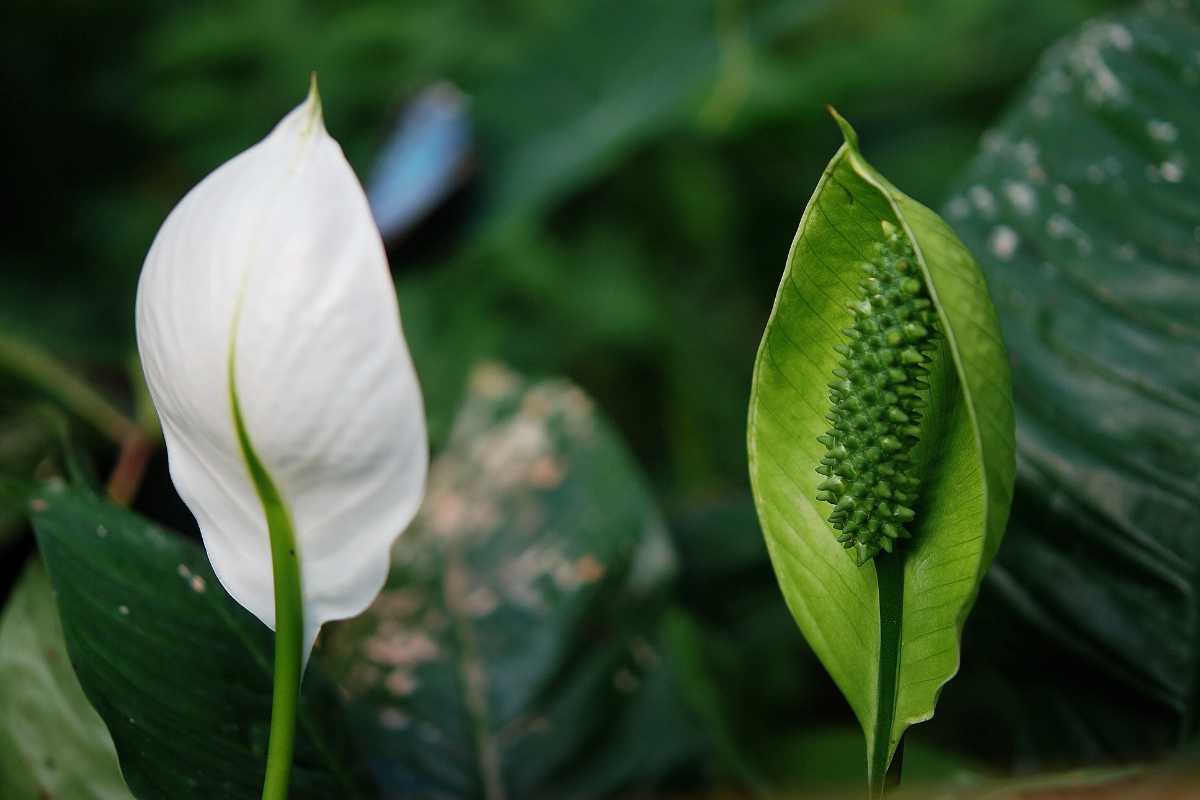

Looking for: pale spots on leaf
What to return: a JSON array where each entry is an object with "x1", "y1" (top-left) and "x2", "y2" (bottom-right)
[
  {"x1": 379, "y1": 708, "x2": 410, "y2": 730},
  {"x1": 574, "y1": 554, "x2": 606, "y2": 585},
  {"x1": 469, "y1": 361, "x2": 521, "y2": 400},
  {"x1": 560, "y1": 386, "x2": 595, "y2": 428},
  {"x1": 1003, "y1": 181, "x2": 1037, "y2": 215},
  {"x1": 1047, "y1": 213, "x2": 1074, "y2": 239},
  {"x1": 1160, "y1": 159, "x2": 1185, "y2": 183},
  {"x1": 946, "y1": 195, "x2": 970, "y2": 220},
  {"x1": 472, "y1": 416, "x2": 551, "y2": 489},
  {"x1": 527, "y1": 455, "x2": 566, "y2": 489},
  {"x1": 1014, "y1": 139, "x2": 1040, "y2": 167},
  {"x1": 968, "y1": 185, "x2": 996, "y2": 217},
  {"x1": 365, "y1": 630, "x2": 440, "y2": 668},
  {"x1": 501, "y1": 546, "x2": 577, "y2": 610},
  {"x1": 1148, "y1": 119, "x2": 1179, "y2": 144},
  {"x1": 1070, "y1": 20, "x2": 1134, "y2": 105},
  {"x1": 464, "y1": 586, "x2": 499, "y2": 618},
  {"x1": 29, "y1": 498, "x2": 48, "y2": 512},
  {"x1": 1046, "y1": 213, "x2": 1096, "y2": 257},
  {"x1": 989, "y1": 226, "x2": 1020, "y2": 261},
  {"x1": 427, "y1": 491, "x2": 467, "y2": 540},
  {"x1": 190, "y1": 575, "x2": 206, "y2": 593},
  {"x1": 345, "y1": 662, "x2": 382, "y2": 693},
  {"x1": 1108, "y1": 23, "x2": 1134, "y2": 51},
  {"x1": 371, "y1": 589, "x2": 421, "y2": 618},
  {"x1": 385, "y1": 669, "x2": 419, "y2": 697}
]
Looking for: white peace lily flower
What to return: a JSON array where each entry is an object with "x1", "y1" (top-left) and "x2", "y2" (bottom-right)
[{"x1": 136, "y1": 80, "x2": 428, "y2": 661}]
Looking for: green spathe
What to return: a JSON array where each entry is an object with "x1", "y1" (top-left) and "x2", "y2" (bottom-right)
[{"x1": 747, "y1": 110, "x2": 1015, "y2": 797}]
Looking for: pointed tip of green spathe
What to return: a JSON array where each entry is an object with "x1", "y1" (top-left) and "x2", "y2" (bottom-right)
[
  {"x1": 304, "y1": 71, "x2": 324, "y2": 129},
  {"x1": 827, "y1": 105, "x2": 860, "y2": 151}
]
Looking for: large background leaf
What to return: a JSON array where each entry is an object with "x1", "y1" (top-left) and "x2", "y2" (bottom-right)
[
  {"x1": 30, "y1": 485, "x2": 374, "y2": 800},
  {"x1": 321, "y1": 363, "x2": 705, "y2": 798},
  {"x1": 930, "y1": 1, "x2": 1200, "y2": 771},
  {"x1": 0, "y1": 557, "x2": 132, "y2": 800}
]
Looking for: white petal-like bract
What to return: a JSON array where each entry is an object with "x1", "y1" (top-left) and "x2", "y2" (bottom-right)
[{"x1": 136, "y1": 84, "x2": 428, "y2": 656}]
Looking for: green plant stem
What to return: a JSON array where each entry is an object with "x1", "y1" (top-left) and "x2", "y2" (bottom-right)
[
  {"x1": 0, "y1": 334, "x2": 138, "y2": 444},
  {"x1": 0, "y1": 335, "x2": 163, "y2": 504},
  {"x1": 885, "y1": 736, "x2": 904, "y2": 791},
  {"x1": 261, "y1": 524, "x2": 302, "y2": 800},
  {"x1": 230, "y1": 369, "x2": 303, "y2": 800},
  {"x1": 869, "y1": 554, "x2": 905, "y2": 799}
]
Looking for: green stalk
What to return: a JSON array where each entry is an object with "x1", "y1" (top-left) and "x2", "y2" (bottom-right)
[
  {"x1": 868, "y1": 553, "x2": 904, "y2": 799},
  {"x1": 885, "y1": 736, "x2": 905, "y2": 791},
  {"x1": 229, "y1": 360, "x2": 303, "y2": 800},
  {"x1": 0, "y1": 334, "x2": 139, "y2": 443}
]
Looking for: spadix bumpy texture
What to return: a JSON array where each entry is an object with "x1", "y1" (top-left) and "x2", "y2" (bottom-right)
[
  {"x1": 136, "y1": 88, "x2": 428, "y2": 657},
  {"x1": 816, "y1": 221, "x2": 940, "y2": 565}
]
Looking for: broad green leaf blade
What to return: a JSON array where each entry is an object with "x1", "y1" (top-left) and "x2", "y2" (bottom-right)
[
  {"x1": 321, "y1": 363, "x2": 706, "y2": 798},
  {"x1": 747, "y1": 115, "x2": 1014, "y2": 793},
  {"x1": 935, "y1": 2, "x2": 1200, "y2": 768},
  {"x1": 29, "y1": 486, "x2": 375, "y2": 800},
  {"x1": 0, "y1": 558, "x2": 133, "y2": 800}
]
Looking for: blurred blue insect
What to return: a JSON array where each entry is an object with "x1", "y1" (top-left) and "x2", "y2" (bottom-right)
[{"x1": 367, "y1": 82, "x2": 473, "y2": 244}]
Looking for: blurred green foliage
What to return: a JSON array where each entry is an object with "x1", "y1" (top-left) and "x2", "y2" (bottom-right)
[{"x1": 3, "y1": 0, "x2": 1126, "y2": 488}]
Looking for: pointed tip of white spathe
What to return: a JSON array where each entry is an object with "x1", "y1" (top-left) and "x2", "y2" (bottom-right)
[
  {"x1": 271, "y1": 72, "x2": 326, "y2": 143},
  {"x1": 305, "y1": 71, "x2": 323, "y2": 127}
]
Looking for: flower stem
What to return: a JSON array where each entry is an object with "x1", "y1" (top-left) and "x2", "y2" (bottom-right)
[
  {"x1": 885, "y1": 736, "x2": 905, "y2": 793},
  {"x1": 261, "y1": 529, "x2": 303, "y2": 800},
  {"x1": 868, "y1": 553, "x2": 905, "y2": 798},
  {"x1": 229, "y1": 370, "x2": 304, "y2": 800}
]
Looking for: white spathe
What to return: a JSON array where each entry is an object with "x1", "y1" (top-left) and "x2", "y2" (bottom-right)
[{"x1": 136, "y1": 83, "x2": 427, "y2": 657}]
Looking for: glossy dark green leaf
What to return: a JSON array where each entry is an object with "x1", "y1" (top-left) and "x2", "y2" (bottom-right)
[
  {"x1": 747, "y1": 115, "x2": 1015, "y2": 794},
  {"x1": 321, "y1": 363, "x2": 705, "y2": 798},
  {"x1": 29, "y1": 486, "x2": 374, "y2": 800},
  {"x1": 0, "y1": 558, "x2": 132, "y2": 800},
  {"x1": 935, "y1": 1, "x2": 1200, "y2": 770}
]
